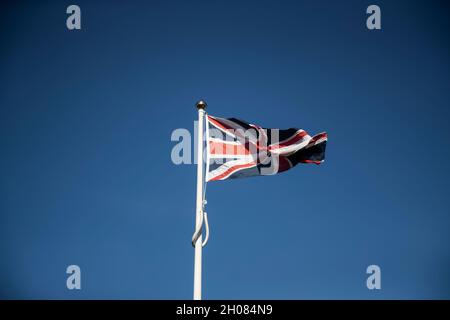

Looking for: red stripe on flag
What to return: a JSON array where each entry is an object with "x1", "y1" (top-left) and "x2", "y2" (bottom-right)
[
  {"x1": 269, "y1": 131, "x2": 308, "y2": 150},
  {"x1": 307, "y1": 132, "x2": 327, "y2": 146},
  {"x1": 209, "y1": 141, "x2": 250, "y2": 156},
  {"x1": 208, "y1": 116, "x2": 234, "y2": 132},
  {"x1": 209, "y1": 162, "x2": 256, "y2": 181},
  {"x1": 278, "y1": 156, "x2": 292, "y2": 172},
  {"x1": 300, "y1": 159, "x2": 323, "y2": 164}
]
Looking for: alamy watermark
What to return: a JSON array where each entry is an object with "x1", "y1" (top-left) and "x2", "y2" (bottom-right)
[
  {"x1": 170, "y1": 121, "x2": 285, "y2": 176},
  {"x1": 366, "y1": 264, "x2": 381, "y2": 290},
  {"x1": 66, "y1": 265, "x2": 81, "y2": 290},
  {"x1": 66, "y1": 5, "x2": 81, "y2": 30},
  {"x1": 366, "y1": 5, "x2": 381, "y2": 30}
]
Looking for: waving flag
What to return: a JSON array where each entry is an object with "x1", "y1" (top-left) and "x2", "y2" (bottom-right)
[
  {"x1": 206, "y1": 115, "x2": 327, "y2": 181},
  {"x1": 190, "y1": 101, "x2": 328, "y2": 299}
]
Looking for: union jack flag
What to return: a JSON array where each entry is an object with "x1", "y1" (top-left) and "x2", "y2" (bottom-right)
[{"x1": 205, "y1": 115, "x2": 327, "y2": 182}]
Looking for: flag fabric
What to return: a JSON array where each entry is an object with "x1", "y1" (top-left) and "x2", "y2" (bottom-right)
[{"x1": 205, "y1": 115, "x2": 327, "y2": 182}]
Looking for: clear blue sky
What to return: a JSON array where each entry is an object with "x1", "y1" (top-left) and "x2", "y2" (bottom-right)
[{"x1": 0, "y1": 0, "x2": 449, "y2": 299}]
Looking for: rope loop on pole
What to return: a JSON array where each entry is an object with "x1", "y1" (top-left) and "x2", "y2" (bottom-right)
[
  {"x1": 202, "y1": 212, "x2": 209, "y2": 247},
  {"x1": 191, "y1": 207, "x2": 210, "y2": 248}
]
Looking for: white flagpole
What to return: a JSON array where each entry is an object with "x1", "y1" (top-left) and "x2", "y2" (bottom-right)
[{"x1": 194, "y1": 100, "x2": 207, "y2": 300}]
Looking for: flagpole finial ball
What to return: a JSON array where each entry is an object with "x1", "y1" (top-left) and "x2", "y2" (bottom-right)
[{"x1": 196, "y1": 100, "x2": 207, "y2": 110}]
